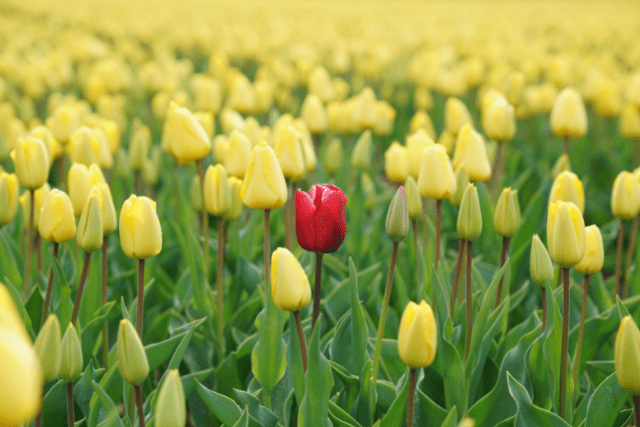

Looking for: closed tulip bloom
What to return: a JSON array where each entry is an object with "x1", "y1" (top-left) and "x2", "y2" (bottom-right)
[
  {"x1": 450, "y1": 166, "x2": 470, "y2": 207},
  {"x1": 296, "y1": 184, "x2": 347, "y2": 253},
  {"x1": 59, "y1": 323, "x2": 83, "y2": 383},
  {"x1": 11, "y1": 136, "x2": 49, "y2": 189},
  {"x1": 68, "y1": 163, "x2": 106, "y2": 216},
  {"x1": 224, "y1": 129, "x2": 252, "y2": 178},
  {"x1": 620, "y1": 103, "x2": 640, "y2": 139},
  {"x1": 129, "y1": 125, "x2": 151, "y2": 172},
  {"x1": 241, "y1": 140, "x2": 288, "y2": 210},
  {"x1": 384, "y1": 142, "x2": 409, "y2": 184},
  {"x1": 76, "y1": 189, "x2": 103, "y2": 252},
  {"x1": 406, "y1": 130, "x2": 435, "y2": 180},
  {"x1": 204, "y1": 164, "x2": 231, "y2": 216},
  {"x1": 0, "y1": 325, "x2": 42, "y2": 426},
  {"x1": 593, "y1": 77, "x2": 620, "y2": 118},
  {"x1": 547, "y1": 201, "x2": 586, "y2": 268},
  {"x1": 27, "y1": 126, "x2": 57, "y2": 165},
  {"x1": 39, "y1": 189, "x2": 76, "y2": 243},
  {"x1": 615, "y1": 316, "x2": 640, "y2": 395},
  {"x1": 612, "y1": 171, "x2": 640, "y2": 220},
  {"x1": 549, "y1": 171, "x2": 585, "y2": 213},
  {"x1": 418, "y1": 145, "x2": 456, "y2": 200},
  {"x1": 270, "y1": 247, "x2": 311, "y2": 311},
  {"x1": 373, "y1": 101, "x2": 396, "y2": 137},
  {"x1": 224, "y1": 177, "x2": 243, "y2": 221},
  {"x1": 405, "y1": 176, "x2": 422, "y2": 220},
  {"x1": 437, "y1": 130, "x2": 456, "y2": 155},
  {"x1": 212, "y1": 135, "x2": 229, "y2": 164},
  {"x1": 274, "y1": 124, "x2": 305, "y2": 180},
  {"x1": 444, "y1": 97, "x2": 473, "y2": 135},
  {"x1": 324, "y1": 137, "x2": 343, "y2": 176},
  {"x1": 457, "y1": 184, "x2": 482, "y2": 241},
  {"x1": 67, "y1": 126, "x2": 98, "y2": 167},
  {"x1": 386, "y1": 186, "x2": 409, "y2": 243},
  {"x1": 409, "y1": 110, "x2": 436, "y2": 139},
  {"x1": 301, "y1": 94, "x2": 328, "y2": 134},
  {"x1": 119, "y1": 195, "x2": 162, "y2": 259},
  {"x1": 94, "y1": 183, "x2": 117, "y2": 234},
  {"x1": 164, "y1": 102, "x2": 211, "y2": 164},
  {"x1": 155, "y1": 370, "x2": 186, "y2": 427},
  {"x1": 551, "y1": 154, "x2": 571, "y2": 178},
  {"x1": 482, "y1": 96, "x2": 516, "y2": 142},
  {"x1": 575, "y1": 225, "x2": 604, "y2": 275},
  {"x1": 494, "y1": 187, "x2": 521, "y2": 238},
  {"x1": 550, "y1": 88, "x2": 587, "y2": 139},
  {"x1": 0, "y1": 172, "x2": 19, "y2": 226},
  {"x1": 351, "y1": 130, "x2": 372, "y2": 170},
  {"x1": 296, "y1": 123, "x2": 318, "y2": 174},
  {"x1": 117, "y1": 319, "x2": 149, "y2": 385},
  {"x1": 453, "y1": 125, "x2": 491, "y2": 182},
  {"x1": 530, "y1": 235, "x2": 555, "y2": 286},
  {"x1": 194, "y1": 111, "x2": 215, "y2": 139},
  {"x1": 34, "y1": 314, "x2": 61, "y2": 383},
  {"x1": 20, "y1": 184, "x2": 50, "y2": 230},
  {"x1": 354, "y1": 87, "x2": 378, "y2": 130},
  {"x1": 397, "y1": 300, "x2": 437, "y2": 368}
]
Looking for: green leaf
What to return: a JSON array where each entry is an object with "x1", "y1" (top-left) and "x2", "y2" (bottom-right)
[
  {"x1": 441, "y1": 317, "x2": 467, "y2": 415},
  {"x1": 415, "y1": 387, "x2": 449, "y2": 427},
  {"x1": 74, "y1": 361, "x2": 97, "y2": 419},
  {"x1": 0, "y1": 228, "x2": 21, "y2": 286},
  {"x1": 507, "y1": 373, "x2": 571, "y2": 427},
  {"x1": 349, "y1": 257, "x2": 369, "y2": 377},
  {"x1": 380, "y1": 368, "x2": 410, "y2": 427},
  {"x1": 195, "y1": 380, "x2": 263, "y2": 427},
  {"x1": 439, "y1": 406, "x2": 458, "y2": 427},
  {"x1": 232, "y1": 407, "x2": 250, "y2": 427},
  {"x1": 584, "y1": 373, "x2": 629, "y2": 427},
  {"x1": 234, "y1": 389, "x2": 279, "y2": 427},
  {"x1": 287, "y1": 312, "x2": 306, "y2": 405},
  {"x1": 91, "y1": 380, "x2": 126, "y2": 427},
  {"x1": 80, "y1": 302, "x2": 115, "y2": 363},
  {"x1": 349, "y1": 360, "x2": 373, "y2": 426},
  {"x1": 329, "y1": 401, "x2": 364, "y2": 427}
]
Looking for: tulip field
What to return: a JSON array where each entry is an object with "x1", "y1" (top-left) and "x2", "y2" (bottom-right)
[{"x1": 4, "y1": 0, "x2": 640, "y2": 426}]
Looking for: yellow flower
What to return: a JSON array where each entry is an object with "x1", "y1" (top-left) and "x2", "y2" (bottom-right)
[
  {"x1": 240, "y1": 140, "x2": 288, "y2": 210},
  {"x1": 551, "y1": 154, "x2": 571, "y2": 179},
  {"x1": 386, "y1": 186, "x2": 409, "y2": 243},
  {"x1": 417, "y1": 145, "x2": 456, "y2": 200},
  {"x1": 549, "y1": 171, "x2": 585, "y2": 213},
  {"x1": 68, "y1": 163, "x2": 106, "y2": 216},
  {"x1": 34, "y1": 314, "x2": 61, "y2": 383},
  {"x1": 46, "y1": 104, "x2": 81, "y2": 143},
  {"x1": 530, "y1": 235, "x2": 554, "y2": 286},
  {"x1": 482, "y1": 96, "x2": 516, "y2": 142},
  {"x1": 409, "y1": 110, "x2": 436, "y2": 140},
  {"x1": 0, "y1": 283, "x2": 30, "y2": 341},
  {"x1": 164, "y1": 102, "x2": 211, "y2": 164},
  {"x1": 301, "y1": 94, "x2": 328, "y2": 134},
  {"x1": 550, "y1": 88, "x2": 587, "y2": 139},
  {"x1": 494, "y1": 188, "x2": 521, "y2": 238},
  {"x1": 59, "y1": 323, "x2": 83, "y2": 383},
  {"x1": 39, "y1": 189, "x2": 76, "y2": 243},
  {"x1": 224, "y1": 177, "x2": 244, "y2": 221},
  {"x1": 614, "y1": 316, "x2": 640, "y2": 395},
  {"x1": 0, "y1": 172, "x2": 19, "y2": 226},
  {"x1": 204, "y1": 164, "x2": 231, "y2": 216},
  {"x1": 117, "y1": 319, "x2": 149, "y2": 385},
  {"x1": 575, "y1": 225, "x2": 604, "y2": 275},
  {"x1": 76, "y1": 188, "x2": 104, "y2": 252},
  {"x1": 68, "y1": 126, "x2": 110, "y2": 168},
  {"x1": 453, "y1": 124, "x2": 491, "y2": 182},
  {"x1": 155, "y1": 370, "x2": 186, "y2": 427},
  {"x1": 270, "y1": 247, "x2": 311, "y2": 312},
  {"x1": 293, "y1": 119, "x2": 318, "y2": 173},
  {"x1": 142, "y1": 146, "x2": 162, "y2": 186},
  {"x1": 457, "y1": 183, "x2": 483, "y2": 241},
  {"x1": 384, "y1": 142, "x2": 409, "y2": 184},
  {"x1": 397, "y1": 300, "x2": 437, "y2": 368},
  {"x1": 223, "y1": 129, "x2": 252, "y2": 178},
  {"x1": 620, "y1": 103, "x2": 640, "y2": 139},
  {"x1": 129, "y1": 125, "x2": 151, "y2": 172},
  {"x1": 93, "y1": 183, "x2": 118, "y2": 235},
  {"x1": 547, "y1": 201, "x2": 586, "y2": 268},
  {"x1": 611, "y1": 171, "x2": 640, "y2": 220},
  {"x1": 351, "y1": 130, "x2": 372, "y2": 170},
  {"x1": 194, "y1": 111, "x2": 215, "y2": 139},
  {"x1": 444, "y1": 97, "x2": 473, "y2": 135},
  {"x1": 406, "y1": 130, "x2": 434, "y2": 180},
  {"x1": 27, "y1": 126, "x2": 58, "y2": 165},
  {"x1": 11, "y1": 136, "x2": 50, "y2": 190},
  {"x1": 119, "y1": 195, "x2": 162, "y2": 259},
  {"x1": 274, "y1": 123, "x2": 305, "y2": 181},
  {"x1": 20, "y1": 183, "x2": 51, "y2": 231},
  {"x1": 324, "y1": 137, "x2": 343, "y2": 176}
]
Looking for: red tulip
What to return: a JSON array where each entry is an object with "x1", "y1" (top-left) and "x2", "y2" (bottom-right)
[{"x1": 296, "y1": 184, "x2": 347, "y2": 253}]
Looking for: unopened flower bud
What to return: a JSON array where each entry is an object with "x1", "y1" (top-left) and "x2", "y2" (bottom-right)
[
  {"x1": 59, "y1": 323, "x2": 83, "y2": 383},
  {"x1": 575, "y1": 225, "x2": 604, "y2": 275},
  {"x1": 34, "y1": 314, "x2": 61, "y2": 383},
  {"x1": 76, "y1": 189, "x2": 104, "y2": 252},
  {"x1": 494, "y1": 188, "x2": 521, "y2": 238},
  {"x1": 117, "y1": 319, "x2": 149, "y2": 385},
  {"x1": 405, "y1": 176, "x2": 422, "y2": 220},
  {"x1": 530, "y1": 235, "x2": 554, "y2": 286},
  {"x1": 611, "y1": 171, "x2": 640, "y2": 220},
  {"x1": 271, "y1": 248, "x2": 311, "y2": 312},
  {"x1": 386, "y1": 186, "x2": 409, "y2": 242},
  {"x1": 614, "y1": 316, "x2": 640, "y2": 395},
  {"x1": 457, "y1": 184, "x2": 482, "y2": 241},
  {"x1": 155, "y1": 370, "x2": 187, "y2": 427}
]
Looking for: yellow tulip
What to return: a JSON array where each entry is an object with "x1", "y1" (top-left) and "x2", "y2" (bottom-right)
[
  {"x1": 351, "y1": 130, "x2": 372, "y2": 170},
  {"x1": 240, "y1": 140, "x2": 288, "y2": 210},
  {"x1": 142, "y1": 146, "x2": 162, "y2": 186},
  {"x1": 0, "y1": 172, "x2": 19, "y2": 226},
  {"x1": 386, "y1": 186, "x2": 409, "y2": 243},
  {"x1": 94, "y1": 183, "x2": 117, "y2": 235},
  {"x1": 194, "y1": 111, "x2": 215, "y2": 139},
  {"x1": 270, "y1": 247, "x2": 311, "y2": 312},
  {"x1": 614, "y1": 316, "x2": 640, "y2": 395},
  {"x1": 453, "y1": 124, "x2": 491, "y2": 182},
  {"x1": 301, "y1": 94, "x2": 328, "y2": 134},
  {"x1": 417, "y1": 145, "x2": 456, "y2": 200},
  {"x1": 324, "y1": 137, "x2": 343, "y2": 176},
  {"x1": 530, "y1": 235, "x2": 554, "y2": 286},
  {"x1": 292, "y1": 119, "x2": 317, "y2": 173},
  {"x1": 549, "y1": 171, "x2": 585, "y2": 214},
  {"x1": 68, "y1": 126, "x2": 110, "y2": 168},
  {"x1": 274, "y1": 123, "x2": 305, "y2": 181},
  {"x1": 46, "y1": 104, "x2": 81, "y2": 143},
  {"x1": 224, "y1": 129, "x2": 252, "y2": 178},
  {"x1": 164, "y1": 102, "x2": 211, "y2": 164},
  {"x1": 457, "y1": 183, "x2": 482, "y2": 241},
  {"x1": 39, "y1": 189, "x2": 76, "y2": 243},
  {"x1": 129, "y1": 125, "x2": 151, "y2": 172},
  {"x1": 204, "y1": 164, "x2": 231, "y2": 216},
  {"x1": 76, "y1": 189, "x2": 103, "y2": 252},
  {"x1": 117, "y1": 319, "x2": 149, "y2": 385},
  {"x1": 547, "y1": 201, "x2": 586, "y2": 268},
  {"x1": 68, "y1": 163, "x2": 106, "y2": 216},
  {"x1": 34, "y1": 314, "x2": 61, "y2": 383},
  {"x1": 405, "y1": 176, "x2": 422, "y2": 221},
  {"x1": 611, "y1": 171, "x2": 640, "y2": 220},
  {"x1": 397, "y1": 300, "x2": 437, "y2": 368},
  {"x1": 550, "y1": 88, "x2": 587, "y2": 139},
  {"x1": 494, "y1": 187, "x2": 521, "y2": 238},
  {"x1": 620, "y1": 103, "x2": 640, "y2": 139},
  {"x1": 406, "y1": 130, "x2": 434, "y2": 180},
  {"x1": 575, "y1": 225, "x2": 604, "y2": 275},
  {"x1": 444, "y1": 97, "x2": 473, "y2": 135},
  {"x1": 482, "y1": 96, "x2": 516, "y2": 142},
  {"x1": 27, "y1": 126, "x2": 57, "y2": 165},
  {"x1": 409, "y1": 110, "x2": 436, "y2": 139},
  {"x1": 11, "y1": 136, "x2": 50, "y2": 190},
  {"x1": 119, "y1": 195, "x2": 162, "y2": 259},
  {"x1": 0, "y1": 283, "x2": 29, "y2": 341},
  {"x1": 224, "y1": 177, "x2": 244, "y2": 221},
  {"x1": 384, "y1": 142, "x2": 409, "y2": 184},
  {"x1": 155, "y1": 370, "x2": 186, "y2": 427}
]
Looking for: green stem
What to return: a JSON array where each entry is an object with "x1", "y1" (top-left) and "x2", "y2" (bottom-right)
[
  {"x1": 435, "y1": 199, "x2": 441, "y2": 271},
  {"x1": 407, "y1": 368, "x2": 416, "y2": 427},
  {"x1": 294, "y1": 310, "x2": 307, "y2": 372},
  {"x1": 624, "y1": 214, "x2": 639, "y2": 299},
  {"x1": 134, "y1": 384, "x2": 145, "y2": 427},
  {"x1": 71, "y1": 252, "x2": 92, "y2": 325},
  {"x1": 614, "y1": 220, "x2": 625, "y2": 298},
  {"x1": 41, "y1": 242, "x2": 60, "y2": 327},
  {"x1": 412, "y1": 220, "x2": 419, "y2": 288},
  {"x1": 422, "y1": 197, "x2": 428, "y2": 258},
  {"x1": 572, "y1": 274, "x2": 590, "y2": 392},
  {"x1": 24, "y1": 189, "x2": 34, "y2": 296},
  {"x1": 264, "y1": 209, "x2": 271, "y2": 302},
  {"x1": 495, "y1": 237, "x2": 510, "y2": 309},
  {"x1": 67, "y1": 382, "x2": 74, "y2": 427},
  {"x1": 198, "y1": 160, "x2": 209, "y2": 284},
  {"x1": 137, "y1": 259, "x2": 145, "y2": 337},
  {"x1": 217, "y1": 217, "x2": 225, "y2": 355},
  {"x1": 102, "y1": 236, "x2": 109, "y2": 370},
  {"x1": 311, "y1": 252, "x2": 324, "y2": 333},
  {"x1": 541, "y1": 286, "x2": 547, "y2": 331},
  {"x1": 560, "y1": 267, "x2": 570, "y2": 420},
  {"x1": 563, "y1": 136, "x2": 570, "y2": 159},
  {"x1": 450, "y1": 238, "x2": 465, "y2": 317},
  {"x1": 491, "y1": 141, "x2": 504, "y2": 193},
  {"x1": 465, "y1": 240, "x2": 473, "y2": 362},
  {"x1": 36, "y1": 234, "x2": 42, "y2": 282},
  {"x1": 372, "y1": 242, "x2": 399, "y2": 383},
  {"x1": 634, "y1": 395, "x2": 640, "y2": 427}
]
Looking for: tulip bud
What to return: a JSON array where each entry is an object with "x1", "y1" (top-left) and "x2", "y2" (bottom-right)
[
  {"x1": 20, "y1": 183, "x2": 50, "y2": 231},
  {"x1": 593, "y1": 77, "x2": 620, "y2": 118},
  {"x1": 450, "y1": 166, "x2": 470, "y2": 207},
  {"x1": 34, "y1": 314, "x2": 62, "y2": 382},
  {"x1": 155, "y1": 370, "x2": 186, "y2": 427},
  {"x1": 95, "y1": 183, "x2": 117, "y2": 235},
  {"x1": 612, "y1": 171, "x2": 640, "y2": 220},
  {"x1": 406, "y1": 130, "x2": 435, "y2": 180},
  {"x1": 482, "y1": 96, "x2": 516, "y2": 142},
  {"x1": 547, "y1": 201, "x2": 586, "y2": 268},
  {"x1": 386, "y1": 186, "x2": 409, "y2": 243},
  {"x1": 117, "y1": 319, "x2": 149, "y2": 385},
  {"x1": 142, "y1": 146, "x2": 161, "y2": 186},
  {"x1": 397, "y1": 300, "x2": 437, "y2": 368},
  {"x1": 129, "y1": 125, "x2": 151, "y2": 172},
  {"x1": 224, "y1": 177, "x2": 243, "y2": 221},
  {"x1": 620, "y1": 103, "x2": 640, "y2": 139},
  {"x1": 453, "y1": 125, "x2": 491, "y2": 182},
  {"x1": 164, "y1": 102, "x2": 211, "y2": 164},
  {"x1": 212, "y1": 134, "x2": 229, "y2": 164},
  {"x1": 11, "y1": 136, "x2": 50, "y2": 189},
  {"x1": 301, "y1": 94, "x2": 328, "y2": 134},
  {"x1": 241, "y1": 140, "x2": 288, "y2": 210},
  {"x1": 494, "y1": 188, "x2": 521, "y2": 238},
  {"x1": 119, "y1": 195, "x2": 162, "y2": 259},
  {"x1": 549, "y1": 171, "x2": 585, "y2": 213},
  {"x1": 551, "y1": 154, "x2": 571, "y2": 178},
  {"x1": 614, "y1": 315, "x2": 640, "y2": 395},
  {"x1": 114, "y1": 148, "x2": 132, "y2": 179},
  {"x1": 444, "y1": 97, "x2": 473, "y2": 135},
  {"x1": 354, "y1": 87, "x2": 378, "y2": 131},
  {"x1": 373, "y1": 101, "x2": 396, "y2": 137},
  {"x1": 457, "y1": 184, "x2": 482, "y2": 241},
  {"x1": 59, "y1": 323, "x2": 83, "y2": 383},
  {"x1": 294, "y1": 119, "x2": 317, "y2": 173},
  {"x1": 575, "y1": 225, "x2": 604, "y2": 275},
  {"x1": 0, "y1": 172, "x2": 19, "y2": 226},
  {"x1": 68, "y1": 163, "x2": 106, "y2": 216},
  {"x1": 46, "y1": 104, "x2": 81, "y2": 143},
  {"x1": 384, "y1": 142, "x2": 409, "y2": 184},
  {"x1": 191, "y1": 175, "x2": 203, "y2": 212},
  {"x1": 194, "y1": 111, "x2": 215, "y2": 139},
  {"x1": 405, "y1": 176, "x2": 422, "y2": 220},
  {"x1": 27, "y1": 126, "x2": 57, "y2": 165},
  {"x1": 39, "y1": 189, "x2": 76, "y2": 243},
  {"x1": 296, "y1": 184, "x2": 347, "y2": 253},
  {"x1": 76, "y1": 188, "x2": 104, "y2": 252},
  {"x1": 409, "y1": 110, "x2": 436, "y2": 139},
  {"x1": 274, "y1": 124, "x2": 305, "y2": 181},
  {"x1": 224, "y1": 130, "x2": 252, "y2": 178},
  {"x1": 530, "y1": 235, "x2": 554, "y2": 286},
  {"x1": 550, "y1": 88, "x2": 588, "y2": 139},
  {"x1": 270, "y1": 247, "x2": 311, "y2": 312},
  {"x1": 351, "y1": 130, "x2": 372, "y2": 170},
  {"x1": 418, "y1": 145, "x2": 456, "y2": 200},
  {"x1": 226, "y1": 74, "x2": 257, "y2": 115},
  {"x1": 324, "y1": 137, "x2": 343, "y2": 176},
  {"x1": 204, "y1": 164, "x2": 231, "y2": 216},
  {"x1": 437, "y1": 130, "x2": 456, "y2": 155}
]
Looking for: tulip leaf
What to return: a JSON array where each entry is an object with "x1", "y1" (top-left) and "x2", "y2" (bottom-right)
[
  {"x1": 42, "y1": 380, "x2": 69, "y2": 427},
  {"x1": 584, "y1": 372, "x2": 629, "y2": 427},
  {"x1": 80, "y1": 301, "x2": 115, "y2": 363},
  {"x1": 74, "y1": 360, "x2": 97, "y2": 418},
  {"x1": 298, "y1": 314, "x2": 333, "y2": 427},
  {"x1": 0, "y1": 229, "x2": 21, "y2": 287},
  {"x1": 287, "y1": 312, "x2": 306, "y2": 405},
  {"x1": 349, "y1": 257, "x2": 369, "y2": 377},
  {"x1": 88, "y1": 364, "x2": 121, "y2": 427},
  {"x1": 616, "y1": 295, "x2": 632, "y2": 319},
  {"x1": 506, "y1": 373, "x2": 571, "y2": 427},
  {"x1": 380, "y1": 367, "x2": 411, "y2": 427},
  {"x1": 233, "y1": 389, "x2": 279, "y2": 427},
  {"x1": 415, "y1": 386, "x2": 449, "y2": 427},
  {"x1": 329, "y1": 400, "x2": 364, "y2": 427},
  {"x1": 195, "y1": 380, "x2": 264, "y2": 427},
  {"x1": 77, "y1": 252, "x2": 102, "y2": 330},
  {"x1": 348, "y1": 359, "x2": 373, "y2": 425},
  {"x1": 232, "y1": 407, "x2": 250, "y2": 427},
  {"x1": 440, "y1": 317, "x2": 467, "y2": 416},
  {"x1": 91, "y1": 380, "x2": 126, "y2": 427},
  {"x1": 543, "y1": 281, "x2": 564, "y2": 415},
  {"x1": 439, "y1": 406, "x2": 458, "y2": 427}
]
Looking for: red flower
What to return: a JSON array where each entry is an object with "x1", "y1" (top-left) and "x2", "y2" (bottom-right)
[{"x1": 296, "y1": 184, "x2": 347, "y2": 253}]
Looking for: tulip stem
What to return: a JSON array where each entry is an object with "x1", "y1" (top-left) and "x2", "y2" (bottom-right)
[
  {"x1": 372, "y1": 242, "x2": 399, "y2": 384},
  {"x1": 634, "y1": 395, "x2": 640, "y2": 427},
  {"x1": 563, "y1": 137, "x2": 570, "y2": 159},
  {"x1": 311, "y1": 251, "x2": 324, "y2": 333},
  {"x1": 137, "y1": 259, "x2": 145, "y2": 337},
  {"x1": 134, "y1": 384, "x2": 145, "y2": 427},
  {"x1": 217, "y1": 217, "x2": 226, "y2": 355},
  {"x1": 36, "y1": 234, "x2": 42, "y2": 281},
  {"x1": 264, "y1": 209, "x2": 271, "y2": 303},
  {"x1": 35, "y1": 384, "x2": 45, "y2": 427},
  {"x1": 412, "y1": 220, "x2": 420, "y2": 294},
  {"x1": 102, "y1": 236, "x2": 109, "y2": 370},
  {"x1": 614, "y1": 220, "x2": 625, "y2": 298},
  {"x1": 495, "y1": 237, "x2": 511, "y2": 309},
  {"x1": 422, "y1": 197, "x2": 428, "y2": 258},
  {"x1": 67, "y1": 382, "x2": 74, "y2": 427},
  {"x1": 572, "y1": 274, "x2": 590, "y2": 392},
  {"x1": 450, "y1": 238, "x2": 465, "y2": 318},
  {"x1": 198, "y1": 160, "x2": 209, "y2": 284},
  {"x1": 294, "y1": 310, "x2": 307, "y2": 372},
  {"x1": 560, "y1": 267, "x2": 570, "y2": 420},
  {"x1": 407, "y1": 368, "x2": 416, "y2": 427},
  {"x1": 24, "y1": 189, "x2": 35, "y2": 296},
  {"x1": 491, "y1": 142, "x2": 504, "y2": 193},
  {"x1": 465, "y1": 240, "x2": 473, "y2": 362},
  {"x1": 71, "y1": 252, "x2": 92, "y2": 325},
  {"x1": 41, "y1": 242, "x2": 60, "y2": 327},
  {"x1": 435, "y1": 199, "x2": 442, "y2": 271},
  {"x1": 285, "y1": 179, "x2": 295, "y2": 251},
  {"x1": 624, "y1": 214, "x2": 639, "y2": 298},
  {"x1": 541, "y1": 286, "x2": 547, "y2": 331}
]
